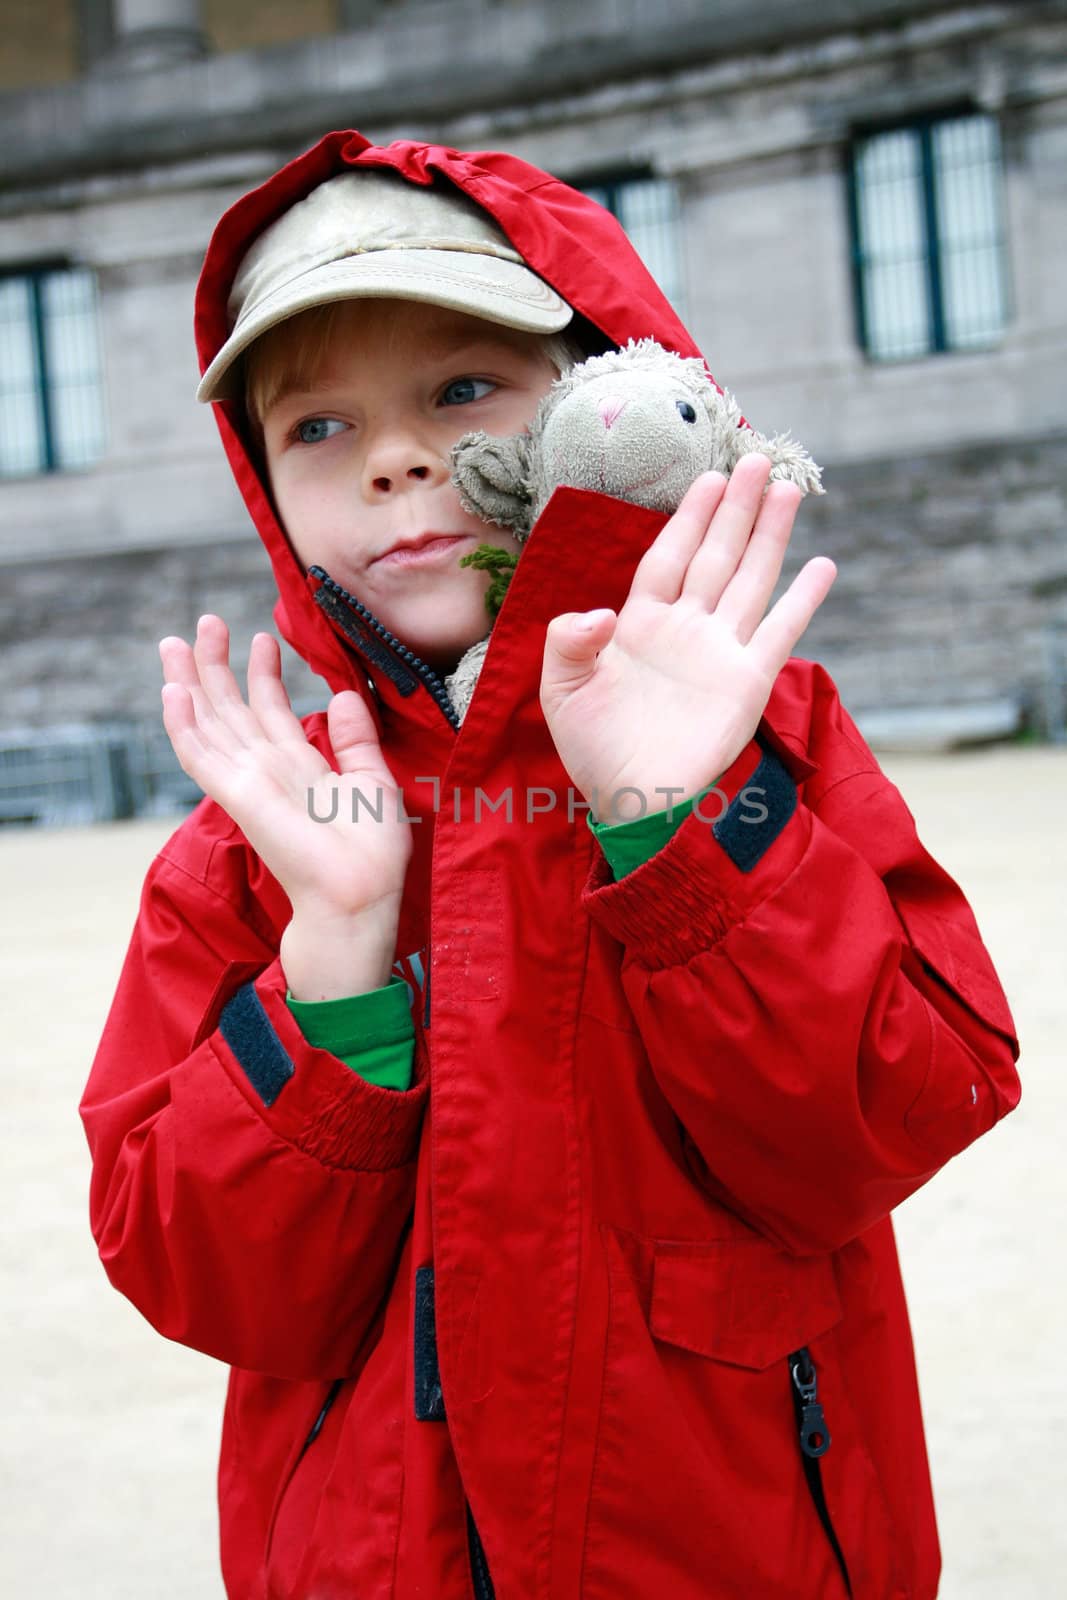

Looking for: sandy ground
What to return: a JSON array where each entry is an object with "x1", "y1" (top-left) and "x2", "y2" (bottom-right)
[{"x1": 1, "y1": 746, "x2": 1064, "y2": 1598}]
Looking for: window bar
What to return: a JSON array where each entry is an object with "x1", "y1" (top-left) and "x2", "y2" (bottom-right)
[
  {"x1": 28, "y1": 273, "x2": 56, "y2": 472},
  {"x1": 918, "y1": 123, "x2": 946, "y2": 354},
  {"x1": 845, "y1": 143, "x2": 870, "y2": 355}
]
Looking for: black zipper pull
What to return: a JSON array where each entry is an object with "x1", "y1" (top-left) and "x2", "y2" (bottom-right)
[
  {"x1": 296, "y1": 1378, "x2": 343, "y2": 1465},
  {"x1": 790, "y1": 1347, "x2": 831, "y2": 1458}
]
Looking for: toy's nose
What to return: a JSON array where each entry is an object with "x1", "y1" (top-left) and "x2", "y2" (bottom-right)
[{"x1": 597, "y1": 395, "x2": 628, "y2": 430}]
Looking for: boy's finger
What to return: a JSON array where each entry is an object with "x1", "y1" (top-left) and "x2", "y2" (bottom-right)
[
  {"x1": 540, "y1": 610, "x2": 617, "y2": 702},
  {"x1": 160, "y1": 680, "x2": 196, "y2": 736},
  {"x1": 748, "y1": 557, "x2": 837, "y2": 676},
  {"x1": 160, "y1": 635, "x2": 248, "y2": 761},
  {"x1": 246, "y1": 633, "x2": 311, "y2": 748},
  {"x1": 159, "y1": 635, "x2": 221, "y2": 724},
  {"x1": 326, "y1": 691, "x2": 390, "y2": 779},
  {"x1": 192, "y1": 615, "x2": 258, "y2": 746},
  {"x1": 160, "y1": 683, "x2": 224, "y2": 787},
  {"x1": 679, "y1": 453, "x2": 772, "y2": 611},
  {"x1": 627, "y1": 473, "x2": 727, "y2": 604},
  {"x1": 713, "y1": 480, "x2": 802, "y2": 644},
  {"x1": 159, "y1": 635, "x2": 200, "y2": 689}
]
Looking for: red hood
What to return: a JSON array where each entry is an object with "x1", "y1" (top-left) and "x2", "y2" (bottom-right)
[{"x1": 194, "y1": 129, "x2": 707, "y2": 705}]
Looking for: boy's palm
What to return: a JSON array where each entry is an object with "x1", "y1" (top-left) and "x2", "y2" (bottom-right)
[
  {"x1": 160, "y1": 617, "x2": 412, "y2": 920},
  {"x1": 540, "y1": 456, "x2": 837, "y2": 818}
]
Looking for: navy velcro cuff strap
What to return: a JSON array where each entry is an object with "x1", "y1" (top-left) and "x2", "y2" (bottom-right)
[
  {"x1": 219, "y1": 981, "x2": 295, "y2": 1107},
  {"x1": 712, "y1": 748, "x2": 797, "y2": 872},
  {"x1": 579, "y1": 741, "x2": 811, "y2": 968},
  {"x1": 413, "y1": 1265, "x2": 446, "y2": 1421}
]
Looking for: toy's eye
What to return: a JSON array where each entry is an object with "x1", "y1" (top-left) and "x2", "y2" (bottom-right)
[{"x1": 676, "y1": 401, "x2": 697, "y2": 424}]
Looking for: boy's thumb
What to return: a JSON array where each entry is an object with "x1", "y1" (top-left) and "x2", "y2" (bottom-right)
[
  {"x1": 326, "y1": 690, "x2": 385, "y2": 776},
  {"x1": 541, "y1": 609, "x2": 616, "y2": 698}
]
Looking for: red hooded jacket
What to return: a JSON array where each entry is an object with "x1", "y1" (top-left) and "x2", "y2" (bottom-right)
[{"x1": 81, "y1": 130, "x2": 1021, "y2": 1599}]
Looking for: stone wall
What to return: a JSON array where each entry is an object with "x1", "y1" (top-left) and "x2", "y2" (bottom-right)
[
  {"x1": 0, "y1": 534, "x2": 328, "y2": 731},
  {"x1": 792, "y1": 431, "x2": 1067, "y2": 719}
]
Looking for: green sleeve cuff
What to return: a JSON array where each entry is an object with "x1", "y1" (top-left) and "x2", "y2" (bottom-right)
[
  {"x1": 587, "y1": 780, "x2": 722, "y2": 880},
  {"x1": 285, "y1": 975, "x2": 415, "y2": 1091}
]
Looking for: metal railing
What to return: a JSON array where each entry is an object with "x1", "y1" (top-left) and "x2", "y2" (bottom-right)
[
  {"x1": 0, "y1": 724, "x2": 140, "y2": 826},
  {"x1": 0, "y1": 720, "x2": 204, "y2": 826},
  {"x1": 0, "y1": 701, "x2": 330, "y2": 828},
  {"x1": 1039, "y1": 618, "x2": 1067, "y2": 745}
]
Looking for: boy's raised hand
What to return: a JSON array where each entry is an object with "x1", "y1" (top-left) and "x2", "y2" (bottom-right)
[
  {"x1": 539, "y1": 455, "x2": 837, "y2": 820},
  {"x1": 160, "y1": 616, "x2": 411, "y2": 999}
]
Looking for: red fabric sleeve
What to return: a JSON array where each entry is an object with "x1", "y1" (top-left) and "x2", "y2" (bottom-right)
[
  {"x1": 80, "y1": 832, "x2": 427, "y2": 1381},
  {"x1": 581, "y1": 665, "x2": 1021, "y2": 1255}
]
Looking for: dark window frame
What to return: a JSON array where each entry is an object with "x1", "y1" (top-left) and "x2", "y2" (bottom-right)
[
  {"x1": 846, "y1": 105, "x2": 1011, "y2": 362},
  {"x1": 577, "y1": 172, "x2": 649, "y2": 219},
  {"x1": 0, "y1": 258, "x2": 105, "y2": 478}
]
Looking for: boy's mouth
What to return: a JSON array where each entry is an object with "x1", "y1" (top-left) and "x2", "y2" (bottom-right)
[{"x1": 373, "y1": 531, "x2": 475, "y2": 568}]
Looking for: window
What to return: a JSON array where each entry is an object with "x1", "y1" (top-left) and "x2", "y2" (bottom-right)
[
  {"x1": 848, "y1": 112, "x2": 1009, "y2": 361},
  {"x1": 0, "y1": 264, "x2": 106, "y2": 477},
  {"x1": 581, "y1": 176, "x2": 686, "y2": 321}
]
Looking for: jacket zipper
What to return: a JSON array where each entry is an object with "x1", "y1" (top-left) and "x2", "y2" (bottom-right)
[
  {"x1": 295, "y1": 1378, "x2": 343, "y2": 1467},
  {"x1": 309, "y1": 566, "x2": 461, "y2": 731},
  {"x1": 788, "y1": 1347, "x2": 852, "y2": 1597},
  {"x1": 466, "y1": 1503, "x2": 495, "y2": 1600}
]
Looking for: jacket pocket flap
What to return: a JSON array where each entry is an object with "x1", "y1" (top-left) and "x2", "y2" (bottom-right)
[
  {"x1": 895, "y1": 898, "x2": 1017, "y2": 1045},
  {"x1": 650, "y1": 1239, "x2": 843, "y2": 1371}
]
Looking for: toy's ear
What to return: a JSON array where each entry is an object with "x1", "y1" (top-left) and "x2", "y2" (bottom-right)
[
  {"x1": 733, "y1": 426, "x2": 826, "y2": 496},
  {"x1": 699, "y1": 382, "x2": 825, "y2": 496},
  {"x1": 450, "y1": 430, "x2": 535, "y2": 537}
]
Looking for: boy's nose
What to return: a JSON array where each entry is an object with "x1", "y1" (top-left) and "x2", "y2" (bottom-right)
[
  {"x1": 363, "y1": 433, "x2": 449, "y2": 497},
  {"x1": 369, "y1": 462, "x2": 432, "y2": 494}
]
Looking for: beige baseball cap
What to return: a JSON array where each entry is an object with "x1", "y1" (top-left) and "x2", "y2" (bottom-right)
[{"x1": 196, "y1": 169, "x2": 574, "y2": 404}]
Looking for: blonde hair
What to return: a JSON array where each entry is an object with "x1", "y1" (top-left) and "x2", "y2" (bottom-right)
[{"x1": 243, "y1": 299, "x2": 584, "y2": 435}]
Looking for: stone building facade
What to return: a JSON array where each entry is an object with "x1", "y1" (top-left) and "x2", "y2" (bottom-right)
[{"x1": 1, "y1": 0, "x2": 1065, "y2": 796}]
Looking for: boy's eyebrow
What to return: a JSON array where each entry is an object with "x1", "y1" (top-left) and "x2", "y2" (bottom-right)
[
  {"x1": 420, "y1": 326, "x2": 513, "y2": 360},
  {"x1": 266, "y1": 373, "x2": 327, "y2": 410},
  {"x1": 264, "y1": 325, "x2": 524, "y2": 415}
]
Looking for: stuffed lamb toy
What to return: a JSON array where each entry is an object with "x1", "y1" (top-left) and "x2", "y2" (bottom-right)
[{"x1": 444, "y1": 337, "x2": 823, "y2": 722}]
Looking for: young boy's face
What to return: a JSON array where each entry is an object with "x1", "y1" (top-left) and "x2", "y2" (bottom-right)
[{"x1": 259, "y1": 300, "x2": 561, "y2": 674}]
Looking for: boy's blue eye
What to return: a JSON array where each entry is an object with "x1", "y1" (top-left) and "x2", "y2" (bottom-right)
[
  {"x1": 441, "y1": 377, "x2": 495, "y2": 406},
  {"x1": 295, "y1": 417, "x2": 345, "y2": 445},
  {"x1": 676, "y1": 401, "x2": 697, "y2": 424}
]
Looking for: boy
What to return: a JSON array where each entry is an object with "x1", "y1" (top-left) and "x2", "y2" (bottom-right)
[{"x1": 82, "y1": 130, "x2": 1021, "y2": 1599}]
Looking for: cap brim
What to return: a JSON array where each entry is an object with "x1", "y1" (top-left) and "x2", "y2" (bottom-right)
[{"x1": 197, "y1": 248, "x2": 573, "y2": 404}]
